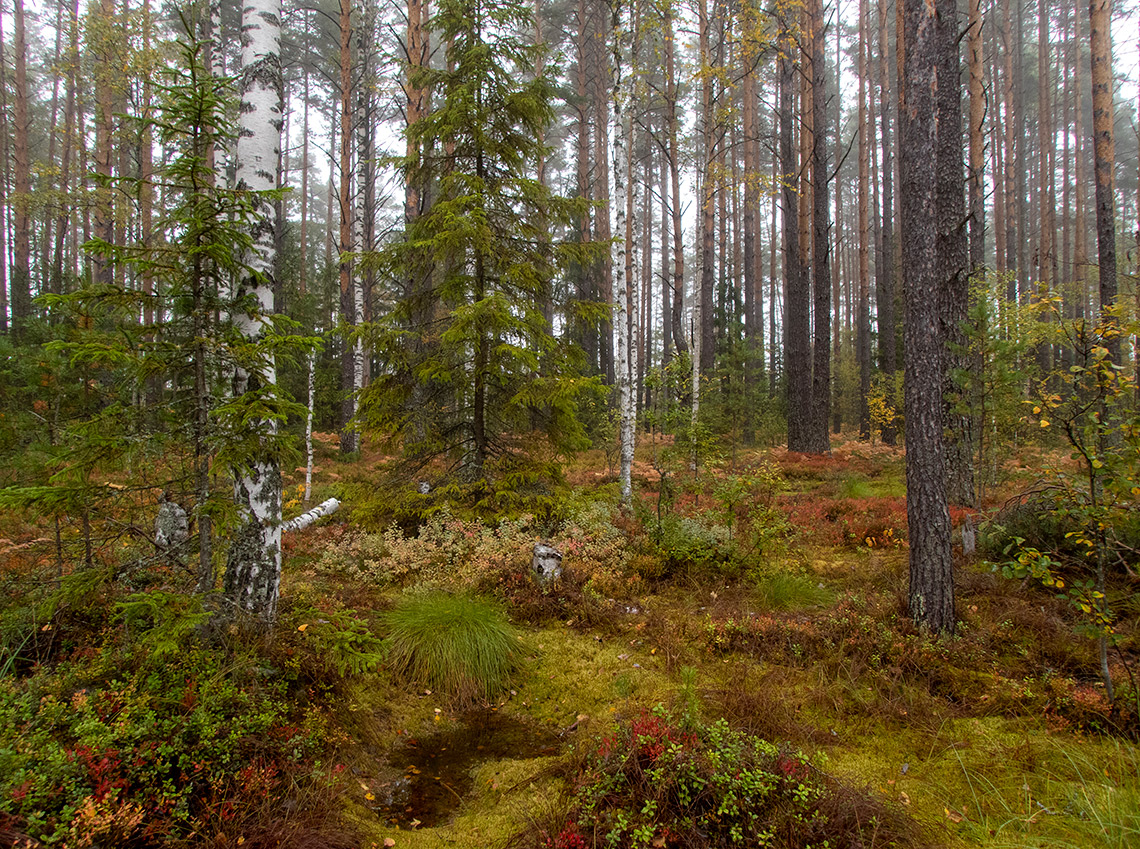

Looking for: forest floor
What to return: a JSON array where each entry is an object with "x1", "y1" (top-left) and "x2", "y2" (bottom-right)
[
  {"x1": 2, "y1": 434, "x2": 1138, "y2": 848},
  {"x1": 284, "y1": 436, "x2": 1139, "y2": 849}
]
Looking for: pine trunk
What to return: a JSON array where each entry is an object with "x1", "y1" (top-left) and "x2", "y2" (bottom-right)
[
  {"x1": 11, "y1": 0, "x2": 31, "y2": 333},
  {"x1": 781, "y1": 31, "x2": 810, "y2": 453},
  {"x1": 809, "y1": 0, "x2": 831, "y2": 454},
  {"x1": 901, "y1": 0, "x2": 955, "y2": 635},
  {"x1": 1090, "y1": 0, "x2": 1118, "y2": 362},
  {"x1": 937, "y1": 0, "x2": 974, "y2": 508}
]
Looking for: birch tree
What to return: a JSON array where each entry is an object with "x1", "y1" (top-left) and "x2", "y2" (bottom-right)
[
  {"x1": 223, "y1": 0, "x2": 287, "y2": 625},
  {"x1": 612, "y1": 0, "x2": 634, "y2": 506}
]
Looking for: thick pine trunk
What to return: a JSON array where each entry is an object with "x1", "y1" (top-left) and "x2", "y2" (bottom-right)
[
  {"x1": 937, "y1": 0, "x2": 974, "y2": 508},
  {"x1": 901, "y1": 0, "x2": 955, "y2": 635}
]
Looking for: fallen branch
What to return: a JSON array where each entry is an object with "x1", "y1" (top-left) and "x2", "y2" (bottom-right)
[{"x1": 281, "y1": 498, "x2": 341, "y2": 533}]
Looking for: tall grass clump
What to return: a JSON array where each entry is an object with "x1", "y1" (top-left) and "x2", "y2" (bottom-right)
[
  {"x1": 382, "y1": 592, "x2": 519, "y2": 706},
  {"x1": 753, "y1": 571, "x2": 835, "y2": 611}
]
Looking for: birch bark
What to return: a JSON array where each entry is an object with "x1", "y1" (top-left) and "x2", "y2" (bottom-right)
[
  {"x1": 612, "y1": 0, "x2": 634, "y2": 507},
  {"x1": 224, "y1": 0, "x2": 285, "y2": 625}
]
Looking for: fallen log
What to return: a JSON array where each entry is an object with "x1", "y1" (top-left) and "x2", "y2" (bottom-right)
[{"x1": 281, "y1": 498, "x2": 341, "y2": 533}]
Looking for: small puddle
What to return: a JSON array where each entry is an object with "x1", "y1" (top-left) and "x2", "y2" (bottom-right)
[{"x1": 375, "y1": 710, "x2": 561, "y2": 828}]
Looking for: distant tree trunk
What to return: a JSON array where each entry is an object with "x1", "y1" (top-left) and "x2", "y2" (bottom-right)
[
  {"x1": 224, "y1": 0, "x2": 285, "y2": 625},
  {"x1": 877, "y1": 0, "x2": 898, "y2": 445},
  {"x1": 991, "y1": 9, "x2": 1006, "y2": 277},
  {"x1": 338, "y1": 0, "x2": 357, "y2": 456},
  {"x1": 1074, "y1": 1, "x2": 1089, "y2": 325},
  {"x1": 1014, "y1": 0, "x2": 1027, "y2": 303},
  {"x1": 1036, "y1": 0, "x2": 1054, "y2": 377},
  {"x1": 11, "y1": 0, "x2": 32, "y2": 334},
  {"x1": 573, "y1": 0, "x2": 596, "y2": 369},
  {"x1": 781, "y1": 26, "x2": 810, "y2": 453},
  {"x1": 355, "y1": 11, "x2": 372, "y2": 390},
  {"x1": 1002, "y1": 0, "x2": 1017, "y2": 291},
  {"x1": 0, "y1": 10, "x2": 8, "y2": 335},
  {"x1": 1089, "y1": 0, "x2": 1118, "y2": 362},
  {"x1": 857, "y1": 0, "x2": 871, "y2": 441},
  {"x1": 832, "y1": 14, "x2": 844, "y2": 436},
  {"x1": 770, "y1": 150, "x2": 779, "y2": 396},
  {"x1": 901, "y1": 0, "x2": 955, "y2": 635},
  {"x1": 742, "y1": 47, "x2": 758, "y2": 392},
  {"x1": 967, "y1": 0, "x2": 985, "y2": 273},
  {"x1": 140, "y1": 0, "x2": 155, "y2": 330},
  {"x1": 300, "y1": 64, "x2": 309, "y2": 296},
  {"x1": 591, "y1": 3, "x2": 615, "y2": 385},
  {"x1": 809, "y1": 0, "x2": 832, "y2": 454},
  {"x1": 52, "y1": 0, "x2": 80, "y2": 301},
  {"x1": 698, "y1": 0, "x2": 716, "y2": 378},
  {"x1": 93, "y1": 0, "x2": 116, "y2": 289},
  {"x1": 665, "y1": 2, "x2": 688, "y2": 359},
  {"x1": 660, "y1": 138, "x2": 672, "y2": 368},
  {"x1": 304, "y1": 351, "x2": 315, "y2": 504}
]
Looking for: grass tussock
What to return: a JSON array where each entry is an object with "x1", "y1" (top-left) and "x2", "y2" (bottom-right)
[
  {"x1": 382, "y1": 591, "x2": 520, "y2": 707},
  {"x1": 753, "y1": 570, "x2": 836, "y2": 611}
]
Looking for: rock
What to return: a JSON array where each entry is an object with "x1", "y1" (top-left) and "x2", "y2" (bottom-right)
[
  {"x1": 155, "y1": 491, "x2": 189, "y2": 564},
  {"x1": 531, "y1": 542, "x2": 563, "y2": 585},
  {"x1": 417, "y1": 481, "x2": 431, "y2": 494},
  {"x1": 961, "y1": 516, "x2": 976, "y2": 556}
]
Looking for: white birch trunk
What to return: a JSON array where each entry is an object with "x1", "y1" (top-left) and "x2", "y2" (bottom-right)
[
  {"x1": 209, "y1": 0, "x2": 227, "y2": 189},
  {"x1": 611, "y1": 0, "x2": 634, "y2": 507},
  {"x1": 304, "y1": 348, "x2": 315, "y2": 504},
  {"x1": 691, "y1": 256, "x2": 701, "y2": 473},
  {"x1": 282, "y1": 498, "x2": 340, "y2": 533},
  {"x1": 224, "y1": 0, "x2": 285, "y2": 625}
]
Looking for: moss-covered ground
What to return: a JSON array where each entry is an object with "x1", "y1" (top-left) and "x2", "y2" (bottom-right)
[
  {"x1": 1, "y1": 434, "x2": 1137, "y2": 848},
  {"x1": 284, "y1": 437, "x2": 1138, "y2": 849}
]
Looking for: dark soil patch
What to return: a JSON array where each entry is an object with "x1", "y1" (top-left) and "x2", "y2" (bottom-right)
[{"x1": 375, "y1": 710, "x2": 561, "y2": 828}]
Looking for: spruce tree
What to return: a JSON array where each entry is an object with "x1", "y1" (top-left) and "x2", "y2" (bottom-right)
[{"x1": 364, "y1": 0, "x2": 593, "y2": 484}]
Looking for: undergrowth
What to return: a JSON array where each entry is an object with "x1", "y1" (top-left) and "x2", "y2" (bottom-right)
[{"x1": 517, "y1": 705, "x2": 921, "y2": 849}]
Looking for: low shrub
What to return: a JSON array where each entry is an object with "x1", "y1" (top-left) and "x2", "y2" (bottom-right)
[
  {"x1": 654, "y1": 514, "x2": 744, "y2": 580},
  {"x1": 382, "y1": 592, "x2": 520, "y2": 706},
  {"x1": 0, "y1": 630, "x2": 345, "y2": 847},
  {"x1": 526, "y1": 706, "x2": 918, "y2": 849},
  {"x1": 779, "y1": 493, "x2": 908, "y2": 549},
  {"x1": 315, "y1": 510, "x2": 535, "y2": 591},
  {"x1": 979, "y1": 492, "x2": 1082, "y2": 561}
]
